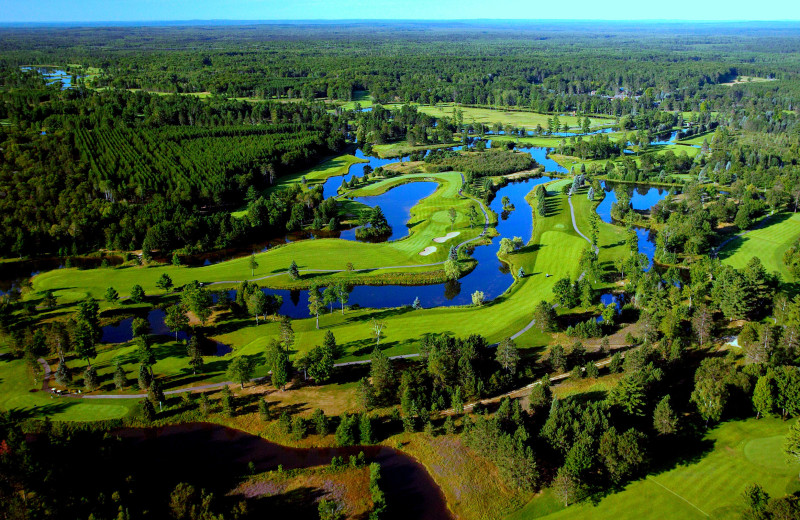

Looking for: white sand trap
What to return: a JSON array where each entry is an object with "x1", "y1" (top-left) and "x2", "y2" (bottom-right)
[
  {"x1": 419, "y1": 246, "x2": 437, "y2": 256},
  {"x1": 433, "y1": 231, "x2": 461, "y2": 243}
]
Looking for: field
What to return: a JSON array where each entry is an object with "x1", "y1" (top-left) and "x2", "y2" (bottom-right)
[
  {"x1": 719, "y1": 211, "x2": 800, "y2": 286},
  {"x1": 509, "y1": 417, "x2": 800, "y2": 520},
  {"x1": 389, "y1": 104, "x2": 615, "y2": 132}
]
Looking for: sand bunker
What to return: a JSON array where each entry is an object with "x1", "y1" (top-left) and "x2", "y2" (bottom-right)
[
  {"x1": 419, "y1": 246, "x2": 437, "y2": 256},
  {"x1": 433, "y1": 231, "x2": 461, "y2": 243}
]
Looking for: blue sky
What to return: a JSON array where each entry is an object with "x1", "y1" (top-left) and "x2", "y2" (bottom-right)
[{"x1": 1, "y1": 0, "x2": 799, "y2": 23}]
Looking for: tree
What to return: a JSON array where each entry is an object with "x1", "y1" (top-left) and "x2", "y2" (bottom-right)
[
  {"x1": 105, "y1": 286, "x2": 119, "y2": 303},
  {"x1": 258, "y1": 399, "x2": 271, "y2": 422},
  {"x1": 653, "y1": 395, "x2": 678, "y2": 435},
  {"x1": 359, "y1": 413, "x2": 373, "y2": 444},
  {"x1": 598, "y1": 427, "x2": 646, "y2": 484},
  {"x1": 182, "y1": 337, "x2": 203, "y2": 375},
  {"x1": 496, "y1": 337, "x2": 520, "y2": 374},
  {"x1": 691, "y1": 376, "x2": 729, "y2": 427},
  {"x1": 227, "y1": 356, "x2": 254, "y2": 388},
  {"x1": 609, "y1": 374, "x2": 646, "y2": 416},
  {"x1": 444, "y1": 259, "x2": 460, "y2": 280},
  {"x1": 753, "y1": 372, "x2": 776, "y2": 419},
  {"x1": 41, "y1": 289, "x2": 57, "y2": 309},
  {"x1": 131, "y1": 317, "x2": 150, "y2": 338},
  {"x1": 112, "y1": 360, "x2": 127, "y2": 390},
  {"x1": 307, "y1": 344, "x2": 335, "y2": 384},
  {"x1": 371, "y1": 319, "x2": 386, "y2": 346},
  {"x1": 271, "y1": 350, "x2": 289, "y2": 391},
  {"x1": 448, "y1": 207, "x2": 457, "y2": 230},
  {"x1": 334, "y1": 282, "x2": 351, "y2": 314},
  {"x1": 548, "y1": 344, "x2": 567, "y2": 373},
  {"x1": 247, "y1": 290, "x2": 268, "y2": 324},
  {"x1": 171, "y1": 252, "x2": 181, "y2": 266},
  {"x1": 412, "y1": 296, "x2": 422, "y2": 310},
  {"x1": 279, "y1": 317, "x2": 295, "y2": 350},
  {"x1": 534, "y1": 300, "x2": 556, "y2": 332},
  {"x1": 370, "y1": 347, "x2": 394, "y2": 403},
  {"x1": 471, "y1": 290, "x2": 485, "y2": 306},
  {"x1": 323, "y1": 285, "x2": 338, "y2": 313},
  {"x1": 449, "y1": 245, "x2": 458, "y2": 261},
  {"x1": 156, "y1": 273, "x2": 173, "y2": 291},
  {"x1": 288, "y1": 260, "x2": 300, "y2": 280},
  {"x1": 164, "y1": 305, "x2": 189, "y2": 341},
  {"x1": 130, "y1": 284, "x2": 145, "y2": 304},
  {"x1": 83, "y1": 365, "x2": 99, "y2": 391},
  {"x1": 248, "y1": 253, "x2": 259, "y2": 277},
  {"x1": 141, "y1": 398, "x2": 156, "y2": 422},
  {"x1": 692, "y1": 305, "x2": 713, "y2": 346},
  {"x1": 552, "y1": 467, "x2": 581, "y2": 507},
  {"x1": 221, "y1": 385, "x2": 235, "y2": 417},
  {"x1": 312, "y1": 408, "x2": 329, "y2": 435},
  {"x1": 73, "y1": 320, "x2": 97, "y2": 366},
  {"x1": 785, "y1": 420, "x2": 800, "y2": 481},
  {"x1": 148, "y1": 377, "x2": 165, "y2": 406},
  {"x1": 308, "y1": 284, "x2": 324, "y2": 329}
]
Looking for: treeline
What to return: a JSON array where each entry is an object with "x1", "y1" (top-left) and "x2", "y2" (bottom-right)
[{"x1": 424, "y1": 148, "x2": 535, "y2": 181}]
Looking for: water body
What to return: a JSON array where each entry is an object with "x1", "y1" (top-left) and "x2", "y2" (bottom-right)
[
  {"x1": 322, "y1": 148, "x2": 409, "y2": 199},
  {"x1": 20, "y1": 66, "x2": 81, "y2": 90},
  {"x1": 100, "y1": 308, "x2": 231, "y2": 354},
  {"x1": 113, "y1": 423, "x2": 452, "y2": 520},
  {"x1": 339, "y1": 181, "x2": 438, "y2": 242},
  {"x1": 594, "y1": 182, "x2": 669, "y2": 267},
  {"x1": 484, "y1": 140, "x2": 568, "y2": 173},
  {"x1": 255, "y1": 176, "x2": 552, "y2": 318}
]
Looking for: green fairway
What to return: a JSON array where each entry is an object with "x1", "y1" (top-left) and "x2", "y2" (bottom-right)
[
  {"x1": 388, "y1": 103, "x2": 614, "y2": 132},
  {"x1": 719, "y1": 211, "x2": 799, "y2": 285},
  {"x1": 508, "y1": 418, "x2": 800, "y2": 520},
  {"x1": 0, "y1": 357, "x2": 134, "y2": 421},
  {"x1": 371, "y1": 141, "x2": 460, "y2": 158}
]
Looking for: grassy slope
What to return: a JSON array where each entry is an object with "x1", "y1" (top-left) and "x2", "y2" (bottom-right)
[
  {"x1": 508, "y1": 418, "x2": 800, "y2": 520},
  {"x1": 719, "y1": 211, "x2": 800, "y2": 284}
]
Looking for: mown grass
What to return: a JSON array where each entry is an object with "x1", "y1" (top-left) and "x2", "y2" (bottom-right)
[
  {"x1": 508, "y1": 417, "x2": 800, "y2": 520},
  {"x1": 719, "y1": 211, "x2": 799, "y2": 285},
  {"x1": 371, "y1": 141, "x2": 459, "y2": 158},
  {"x1": 390, "y1": 104, "x2": 614, "y2": 132}
]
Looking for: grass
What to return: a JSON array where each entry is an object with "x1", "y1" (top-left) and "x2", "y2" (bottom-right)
[
  {"x1": 386, "y1": 103, "x2": 614, "y2": 132},
  {"x1": 371, "y1": 141, "x2": 460, "y2": 158},
  {"x1": 394, "y1": 432, "x2": 530, "y2": 520},
  {"x1": 508, "y1": 417, "x2": 800, "y2": 520},
  {"x1": 719, "y1": 211, "x2": 800, "y2": 285}
]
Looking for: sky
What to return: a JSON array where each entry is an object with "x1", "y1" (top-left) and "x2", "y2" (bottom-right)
[{"x1": 1, "y1": 0, "x2": 799, "y2": 23}]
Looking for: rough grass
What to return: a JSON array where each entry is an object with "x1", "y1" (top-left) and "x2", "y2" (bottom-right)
[
  {"x1": 508, "y1": 417, "x2": 800, "y2": 520},
  {"x1": 394, "y1": 432, "x2": 530, "y2": 520},
  {"x1": 719, "y1": 211, "x2": 799, "y2": 284}
]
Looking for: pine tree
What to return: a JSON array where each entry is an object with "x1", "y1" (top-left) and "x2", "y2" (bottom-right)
[
  {"x1": 359, "y1": 413, "x2": 373, "y2": 444},
  {"x1": 653, "y1": 395, "x2": 679, "y2": 435}
]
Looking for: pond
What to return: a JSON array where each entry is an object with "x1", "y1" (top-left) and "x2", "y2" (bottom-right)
[
  {"x1": 594, "y1": 181, "x2": 670, "y2": 268},
  {"x1": 113, "y1": 423, "x2": 452, "y2": 520},
  {"x1": 249, "y1": 176, "x2": 553, "y2": 318},
  {"x1": 484, "y1": 140, "x2": 568, "y2": 173},
  {"x1": 101, "y1": 308, "x2": 232, "y2": 355},
  {"x1": 339, "y1": 181, "x2": 438, "y2": 242},
  {"x1": 20, "y1": 66, "x2": 82, "y2": 90}
]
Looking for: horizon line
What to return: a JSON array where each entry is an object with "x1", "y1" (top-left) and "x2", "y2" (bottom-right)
[{"x1": 2, "y1": 18, "x2": 800, "y2": 26}]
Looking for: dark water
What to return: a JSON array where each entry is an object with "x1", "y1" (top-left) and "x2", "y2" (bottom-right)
[
  {"x1": 100, "y1": 309, "x2": 231, "y2": 354},
  {"x1": 594, "y1": 182, "x2": 668, "y2": 267},
  {"x1": 113, "y1": 423, "x2": 452, "y2": 520},
  {"x1": 339, "y1": 181, "x2": 438, "y2": 242},
  {"x1": 251, "y1": 176, "x2": 552, "y2": 318}
]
